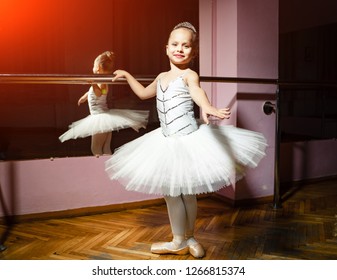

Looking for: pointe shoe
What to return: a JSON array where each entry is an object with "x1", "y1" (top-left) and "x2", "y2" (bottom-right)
[
  {"x1": 151, "y1": 241, "x2": 189, "y2": 255},
  {"x1": 187, "y1": 239, "x2": 205, "y2": 258}
]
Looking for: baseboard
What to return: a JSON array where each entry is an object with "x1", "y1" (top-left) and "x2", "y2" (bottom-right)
[
  {"x1": 211, "y1": 193, "x2": 274, "y2": 207},
  {"x1": 0, "y1": 197, "x2": 166, "y2": 224},
  {"x1": 0, "y1": 195, "x2": 212, "y2": 224},
  {"x1": 280, "y1": 174, "x2": 337, "y2": 189}
]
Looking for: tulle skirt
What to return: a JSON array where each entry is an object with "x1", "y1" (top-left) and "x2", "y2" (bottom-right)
[
  {"x1": 105, "y1": 124, "x2": 268, "y2": 197},
  {"x1": 59, "y1": 109, "x2": 149, "y2": 142}
]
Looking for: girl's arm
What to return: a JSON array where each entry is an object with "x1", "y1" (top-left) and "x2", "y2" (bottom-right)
[
  {"x1": 92, "y1": 84, "x2": 108, "y2": 97},
  {"x1": 112, "y1": 70, "x2": 157, "y2": 100},
  {"x1": 186, "y1": 71, "x2": 231, "y2": 124},
  {"x1": 77, "y1": 92, "x2": 89, "y2": 106}
]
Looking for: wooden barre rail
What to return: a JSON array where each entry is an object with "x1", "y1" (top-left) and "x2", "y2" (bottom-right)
[
  {"x1": 0, "y1": 74, "x2": 277, "y2": 85},
  {"x1": 0, "y1": 74, "x2": 145, "y2": 85},
  {"x1": 1, "y1": 74, "x2": 336, "y2": 88}
]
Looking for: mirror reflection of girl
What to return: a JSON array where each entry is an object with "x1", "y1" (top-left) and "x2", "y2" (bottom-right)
[
  {"x1": 59, "y1": 51, "x2": 149, "y2": 156},
  {"x1": 106, "y1": 23, "x2": 267, "y2": 258}
]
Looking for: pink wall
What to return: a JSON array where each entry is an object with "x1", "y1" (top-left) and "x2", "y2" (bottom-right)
[
  {"x1": 0, "y1": 156, "x2": 160, "y2": 217},
  {"x1": 235, "y1": 0, "x2": 278, "y2": 200},
  {"x1": 199, "y1": 0, "x2": 238, "y2": 200},
  {"x1": 199, "y1": 0, "x2": 278, "y2": 200}
]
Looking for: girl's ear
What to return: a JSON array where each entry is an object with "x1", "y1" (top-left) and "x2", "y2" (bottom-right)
[{"x1": 97, "y1": 65, "x2": 104, "y2": 74}]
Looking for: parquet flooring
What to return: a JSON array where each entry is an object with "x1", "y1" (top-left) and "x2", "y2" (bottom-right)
[{"x1": 1, "y1": 178, "x2": 337, "y2": 260}]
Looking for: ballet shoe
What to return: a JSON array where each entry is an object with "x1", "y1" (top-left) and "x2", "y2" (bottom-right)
[
  {"x1": 186, "y1": 238, "x2": 205, "y2": 258},
  {"x1": 151, "y1": 241, "x2": 189, "y2": 255},
  {"x1": 188, "y1": 243, "x2": 205, "y2": 258}
]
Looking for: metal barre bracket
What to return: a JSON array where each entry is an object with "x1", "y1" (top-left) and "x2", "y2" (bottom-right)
[{"x1": 263, "y1": 101, "x2": 276, "y2": 115}]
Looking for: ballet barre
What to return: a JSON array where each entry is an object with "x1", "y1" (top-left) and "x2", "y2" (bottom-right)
[
  {"x1": 3, "y1": 74, "x2": 336, "y2": 88},
  {"x1": 0, "y1": 74, "x2": 155, "y2": 85},
  {"x1": 1, "y1": 74, "x2": 336, "y2": 87}
]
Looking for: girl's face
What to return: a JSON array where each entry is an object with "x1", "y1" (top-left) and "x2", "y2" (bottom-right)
[
  {"x1": 93, "y1": 58, "x2": 101, "y2": 74},
  {"x1": 166, "y1": 28, "x2": 195, "y2": 66}
]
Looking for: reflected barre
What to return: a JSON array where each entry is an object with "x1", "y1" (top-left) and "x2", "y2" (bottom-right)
[{"x1": 0, "y1": 74, "x2": 155, "y2": 85}]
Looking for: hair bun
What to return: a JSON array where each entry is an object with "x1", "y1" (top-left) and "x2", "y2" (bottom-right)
[{"x1": 106, "y1": 51, "x2": 115, "y2": 60}]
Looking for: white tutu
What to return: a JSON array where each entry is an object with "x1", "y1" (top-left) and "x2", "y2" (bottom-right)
[
  {"x1": 105, "y1": 124, "x2": 267, "y2": 196},
  {"x1": 59, "y1": 109, "x2": 149, "y2": 142}
]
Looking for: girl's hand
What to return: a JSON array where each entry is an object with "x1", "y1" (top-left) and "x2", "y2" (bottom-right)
[
  {"x1": 77, "y1": 96, "x2": 86, "y2": 106},
  {"x1": 202, "y1": 107, "x2": 231, "y2": 124},
  {"x1": 112, "y1": 70, "x2": 127, "y2": 82}
]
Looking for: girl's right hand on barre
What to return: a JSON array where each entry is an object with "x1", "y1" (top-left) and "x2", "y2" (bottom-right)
[{"x1": 112, "y1": 70, "x2": 127, "y2": 82}]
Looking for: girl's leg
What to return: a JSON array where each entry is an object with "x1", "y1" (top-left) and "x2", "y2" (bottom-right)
[
  {"x1": 165, "y1": 195, "x2": 186, "y2": 240},
  {"x1": 151, "y1": 194, "x2": 204, "y2": 257},
  {"x1": 102, "y1": 132, "x2": 112, "y2": 155},
  {"x1": 151, "y1": 195, "x2": 189, "y2": 255},
  {"x1": 181, "y1": 194, "x2": 197, "y2": 237},
  {"x1": 182, "y1": 194, "x2": 205, "y2": 258},
  {"x1": 91, "y1": 133, "x2": 107, "y2": 155}
]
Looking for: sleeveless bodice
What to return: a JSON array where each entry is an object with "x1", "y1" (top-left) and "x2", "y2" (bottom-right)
[
  {"x1": 156, "y1": 76, "x2": 198, "y2": 137},
  {"x1": 88, "y1": 86, "x2": 108, "y2": 114}
]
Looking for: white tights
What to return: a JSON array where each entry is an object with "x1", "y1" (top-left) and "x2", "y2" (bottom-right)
[{"x1": 164, "y1": 194, "x2": 197, "y2": 244}]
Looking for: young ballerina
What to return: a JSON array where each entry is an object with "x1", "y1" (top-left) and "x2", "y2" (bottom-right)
[
  {"x1": 59, "y1": 51, "x2": 149, "y2": 156},
  {"x1": 105, "y1": 22, "x2": 267, "y2": 258}
]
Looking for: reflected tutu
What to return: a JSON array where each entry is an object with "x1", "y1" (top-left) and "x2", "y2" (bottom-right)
[
  {"x1": 59, "y1": 109, "x2": 149, "y2": 142},
  {"x1": 105, "y1": 124, "x2": 267, "y2": 196}
]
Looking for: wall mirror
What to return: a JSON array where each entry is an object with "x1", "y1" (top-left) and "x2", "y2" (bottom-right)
[{"x1": 0, "y1": 0, "x2": 199, "y2": 160}]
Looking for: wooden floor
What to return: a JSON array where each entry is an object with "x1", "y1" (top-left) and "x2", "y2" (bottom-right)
[{"x1": 1, "y1": 177, "x2": 337, "y2": 260}]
